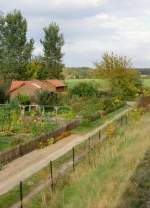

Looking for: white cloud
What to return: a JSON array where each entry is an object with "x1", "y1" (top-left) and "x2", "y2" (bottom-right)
[{"x1": 1, "y1": 0, "x2": 150, "y2": 67}]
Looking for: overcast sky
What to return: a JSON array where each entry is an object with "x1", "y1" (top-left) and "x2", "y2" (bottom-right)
[{"x1": 1, "y1": 0, "x2": 150, "y2": 67}]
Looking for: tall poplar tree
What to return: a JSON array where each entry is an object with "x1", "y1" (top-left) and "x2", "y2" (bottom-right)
[
  {"x1": 40, "y1": 22, "x2": 64, "y2": 79},
  {"x1": 0, "y1": 10, "x2": 34, "y2": 80}
]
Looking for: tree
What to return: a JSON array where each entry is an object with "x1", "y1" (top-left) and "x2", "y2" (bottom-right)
[
  {"x1": 40, "y1": 22, "x2": 64, "y2": 79},
  {"x1": 26, "y1": 58, "x2": 44, "y2": 80},
  {"x1": 95, "y1": 52, "x2": 142, "y2": 100},
  {"x1": 0, "y1": 10, "x2": 34, "y2": 80}
]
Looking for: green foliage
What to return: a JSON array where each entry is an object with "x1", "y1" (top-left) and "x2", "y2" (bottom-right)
[
  {"x1": 0, "y1": 81, "x2": 11, "y2": 103},
  {"x1": 36, "y1": 91, "x2": 60, "y2": 106},
  {"x1": 79, "y1": 97, "x2": 103, "y2": 118},
  {"x1": 40, "y1": 22, "x2": 64, "y2": 79},
  {"x1": 66, "y1": 79, "x2": 109, "y2": 91},
  {"x1": 95, "y1": 52, "x2": 142, "y2": 100},
  {"x1": 59, "y1": 110, "x2": 76, "y2": 120},
  {"x1": 15, "y1": 94, "x2": 30, "y2": 105},
  {"x1": 0, "y1": 10, "x2": 34, "y2": 80},
  {"x1": 26, "y1": 59, "x2": 44, "y2": 80},
  {"x1": 31, "y1": 119, "x2": 56, "y2": 137},
  {"x1": 69, "y1": 82, "x2": 98, "y2": 97},
  {"x1": 102, "y1": 96, "x2": 125, "y2": 113}
]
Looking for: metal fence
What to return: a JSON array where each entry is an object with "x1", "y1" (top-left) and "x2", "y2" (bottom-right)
[{"x1": 6, "y1": 109, "x2": 131, "y2": 208}]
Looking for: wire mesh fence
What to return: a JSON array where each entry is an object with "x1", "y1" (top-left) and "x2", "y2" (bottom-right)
[{"x1": 0, "y1": 108, "x2": 132, "y2": 208}]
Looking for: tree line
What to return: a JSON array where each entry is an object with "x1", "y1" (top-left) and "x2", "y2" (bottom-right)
[{"x1": 0, "y1": 10, "x2": 64, "y2": 81}]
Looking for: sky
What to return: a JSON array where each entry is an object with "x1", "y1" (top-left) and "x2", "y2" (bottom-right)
[{"x1": 1, "y1": 0, "x2": 150, "y2": 67}]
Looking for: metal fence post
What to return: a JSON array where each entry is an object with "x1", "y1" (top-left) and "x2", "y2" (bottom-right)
[
  {"x1": 126, "y1": 114, "x2": 128, "y2": 125},
  {"x1": 20, "y1": 181, "x2": 23, "y2": 208},
  {"x1": 88, "y1": 137, "x2": 91, "y2": 149},
  {"x1": 120, "y1": 116, "x2": 123, "y2": 126},
  {"x1": 99, "y1": 131, "x2": 101, "y2": 141},
  {"x1": 73, "y1": 147, "x2": 75, "y2": 170},
  {"x1": 50, "y1": 160, "x2": 54, "y2": 191}
]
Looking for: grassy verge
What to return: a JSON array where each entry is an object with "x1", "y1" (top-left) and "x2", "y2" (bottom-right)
[{"x1": 24, "y1": 111, "x2": 150, "y2": 208}]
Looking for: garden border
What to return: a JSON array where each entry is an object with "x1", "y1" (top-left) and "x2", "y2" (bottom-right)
[{"x1": 0, "y1": 119, "x2": 80, "y2": 165}]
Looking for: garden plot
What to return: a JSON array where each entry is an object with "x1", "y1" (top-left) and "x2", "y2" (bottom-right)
[{"x1": 0, "y1": 105, "x2": 74, "y2": 153}]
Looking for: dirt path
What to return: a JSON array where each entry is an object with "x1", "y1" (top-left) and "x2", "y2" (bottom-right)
[{"x1": 0, "y1": 107, "x2": 132, "y2": 195}]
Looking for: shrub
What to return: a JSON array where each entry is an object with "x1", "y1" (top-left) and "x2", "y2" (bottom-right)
[
  {"x1": 15, "y1": 94, "x2": 30, "y2": 105},
  {"x1": 69, "y1": 82, "x2": 98, "y2": 97},
  {"x1": 102, "y1": 96, "x2": 125, "y2": 113},
  {"x1": 36, "y1": 91, "x2": 60, "y2": 106}
]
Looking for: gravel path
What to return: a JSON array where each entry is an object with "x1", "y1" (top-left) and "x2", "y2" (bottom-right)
[{"x1": 0, "y1": 107, "x2": 132, "y2": 195}]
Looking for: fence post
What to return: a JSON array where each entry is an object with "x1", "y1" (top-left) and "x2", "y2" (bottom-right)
[
  {"x1": 99, "y1": 131, "x2": 101, "y2": 141},
  {"x1": 72, "y1": 147, "x2": 75, "y2": 170},
  {"x1": 88, "y1": 137, "x2": 91, "y2": 149},
  {"x1": 49, "y1": 161, "x2": 54, "y2": 191},
  {"x1": 126, "y1": 114, "x2": 128, "y2": 125},
  {"x1": 120, "y1": 116, "x2": 123, "y2": 126},
  {"x1": 20, "y1": 181, "x2": 23, "y2": 208}
]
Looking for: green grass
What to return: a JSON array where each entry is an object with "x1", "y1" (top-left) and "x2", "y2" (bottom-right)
[
  {"x1": 143, "y1": 78, "x2": 150, "y2": 88},
  {"x1": 24, "y1": 111, "x2": 150, "y2": 208},
  {"x1": 65, "y1": 78, "x2": 150, "y2": 90},
  {"x1": 65, "y1": 79, "x2": 109, "y2": 90},
  {"x1": 0, "y1": 136, "x2": 13, "y2": 152},
  {"x1": 0, "y1": 134, "x2": 32, "y2": 152}
]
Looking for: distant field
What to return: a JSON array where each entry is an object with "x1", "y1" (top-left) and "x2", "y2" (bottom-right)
[
  {"x1": 143, "y1": 78, "x2": 150, "y2": 88},
  {"x1": 65, "y1": 78, "x2": 150, "y2": 90},
  {"x1": 65, "y1": 79, "x2": 109, "y2": 90}
]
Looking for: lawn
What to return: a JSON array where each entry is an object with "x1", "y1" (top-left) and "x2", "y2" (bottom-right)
[{"x1": 23, "y1": 110, "x2": 150, "y2": 208}]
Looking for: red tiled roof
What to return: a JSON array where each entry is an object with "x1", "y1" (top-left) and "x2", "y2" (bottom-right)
[
  {"x1": 46, "y1": 80, "x2": 65, "y2": 88},
  {"x1": 9, "y1": 80, "x2": 65, "y2": 93},
  {"x1": 9, "y1": 81, "x2": 25, "y2": 92}
]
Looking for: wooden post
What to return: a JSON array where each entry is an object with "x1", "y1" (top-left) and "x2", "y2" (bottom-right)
[
  {"x1": 99, "y1": 131, "x2": 101, "y2": 141},
  {"x1": 20, "y1": 181, "x2": 23, "y2": 208},
  {"x1": 120, "y1": 116, "x2": 123, "y2": 126},
  {"x1": 88, "y1": 137, "x2": 91, "y2": 165},
  {"x1": 88, "y1": 137, "x2": 91, "y2": 149},
  {"x1": 73, "y1": 147, "x2": 75, "y2": 170},
  {"x1": 50, "y1": 161, "x2": 54, "y2": 191}
]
